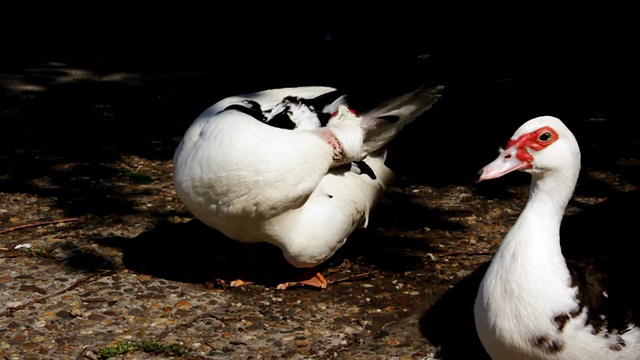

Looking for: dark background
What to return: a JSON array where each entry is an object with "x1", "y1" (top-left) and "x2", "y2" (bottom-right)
[{"x1": 2, "y1": 7, "x2": 638, "y2": 185}]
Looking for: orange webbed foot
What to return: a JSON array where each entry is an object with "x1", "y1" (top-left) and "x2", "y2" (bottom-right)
[
  {"x1": 276, "y1": 272, "x2": 327, "y2": 290},
  {"x1": 229, "y1": 279, "x2": 255, "y2": 287}
]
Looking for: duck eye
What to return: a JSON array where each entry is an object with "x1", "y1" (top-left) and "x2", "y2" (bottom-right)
[{"x1": 538, "y1": 131, "x2": 553, "y2": 142}]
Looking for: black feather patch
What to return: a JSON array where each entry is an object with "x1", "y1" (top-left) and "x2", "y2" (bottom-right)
[
  {"x1": 351, "y1": 161, "x2": 377, "y2": 180},
  {"x1": 265, "y1": 111, "x2": 297, "y2": 130},
  {"x1": 305, "y1": 90, "x2": 344, "y2": 126},
  {"x1": 530, "y1": 334, "x2": 566, "y2": 354},
  {"x1": 258, "y1": 90, "x2": 347, "y2": 131},
  {"x1": 220, "y1": 100, "x2": 265, "y2": 121}
]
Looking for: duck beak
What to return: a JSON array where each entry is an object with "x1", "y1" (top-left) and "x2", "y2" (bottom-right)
[{"x1": 475, "y1": 146, "x2": 530, "y2": 182}]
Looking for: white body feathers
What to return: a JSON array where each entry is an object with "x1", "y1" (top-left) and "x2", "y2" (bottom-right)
[
  {"x1": 173, "y1": 86, "x2": 441, "y2": 268},
  {"x1": 474, "y1": 116, "x2": 640, "y2": 359}
]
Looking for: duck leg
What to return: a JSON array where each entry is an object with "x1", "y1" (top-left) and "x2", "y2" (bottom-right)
[
  {"x1": 228, "y1": 243, "x2": 257, "y2": 287},
  {"x1": 227, "y1": 243, "x2": 329, "y2": 289}
]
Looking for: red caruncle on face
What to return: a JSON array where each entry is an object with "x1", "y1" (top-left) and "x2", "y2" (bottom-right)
[{"x1": 505, "y1": 126, "x2": 559, "y2": 163}]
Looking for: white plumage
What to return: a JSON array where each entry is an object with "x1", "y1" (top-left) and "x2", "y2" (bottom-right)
[
  {"x1": 173, "y1": 85, "x2": 442, "y2": 288},
  {"x1": 474, "y1": 116, "x2": 640, "y2": 359}
]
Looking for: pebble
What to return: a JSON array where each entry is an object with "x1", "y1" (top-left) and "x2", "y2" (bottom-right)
[{"x1": 174, "y1": 299, "x2": 192, "y2": 310}]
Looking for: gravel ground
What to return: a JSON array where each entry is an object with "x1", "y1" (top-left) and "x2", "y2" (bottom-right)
[{"x1": 1, "y1": 20, "x2": 638, "y2": 359}]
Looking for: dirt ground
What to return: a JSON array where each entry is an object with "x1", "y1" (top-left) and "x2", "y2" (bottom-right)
[{"x1": 1, "y1": 19, "x2": 638, "y2": 359}]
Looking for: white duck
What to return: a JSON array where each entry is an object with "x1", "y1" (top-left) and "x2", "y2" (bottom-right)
[
  {"x1": 173, "y1": 85, "x2": 443, "y2": 289},
  {"x1": 474, "y1": 116, "x2": 640, "y2": 359}
]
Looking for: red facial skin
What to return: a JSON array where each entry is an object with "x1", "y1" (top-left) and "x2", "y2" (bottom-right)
[{"x1": 506, "y1": 126, "x2": 559, "y2": 165}]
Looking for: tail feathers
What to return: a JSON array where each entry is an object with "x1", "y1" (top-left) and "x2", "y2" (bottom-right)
[{"x1": 360, "y1": 85, "x2": 444, "y2": 153}]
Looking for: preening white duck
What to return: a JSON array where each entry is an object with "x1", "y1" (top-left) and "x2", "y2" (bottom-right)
[
  {"x1": 173, "y1": 85, "x2": 443, "y2": 289},
  {"x1": 474, "y1": 116, "x2": 640, "y2": 359}
]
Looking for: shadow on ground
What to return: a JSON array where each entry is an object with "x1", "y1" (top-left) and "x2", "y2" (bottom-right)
[{"x1": 420, "y1": 262, "x2": 491, "y2": 360}]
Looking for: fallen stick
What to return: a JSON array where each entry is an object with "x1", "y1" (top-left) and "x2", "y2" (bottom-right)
[
  {"x1": 327, "y1": 271, "x2": 377, "y2": 284},
  {"x1": 0, "y1": 217, "x2": 80, "y2": 234}
]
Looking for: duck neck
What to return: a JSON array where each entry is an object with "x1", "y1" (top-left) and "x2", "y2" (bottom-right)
[
  {"x1": 489, "y1": 170, "x2": 579, "y2": 294},
  {"x1": 528, "y1": 169, "x2": 577, "y2": 218}
]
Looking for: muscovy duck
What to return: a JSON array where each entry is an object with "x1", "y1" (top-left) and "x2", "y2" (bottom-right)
[
  {"x1": 173, "y1": 85, "x2": 443, "y2": 289},
  {"x1": 474, "y1": 116, "x2": 640, "y2": 359}
]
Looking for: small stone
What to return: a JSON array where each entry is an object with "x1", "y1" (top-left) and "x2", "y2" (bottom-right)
[
  {"x1": 22, "y1": 341, "x2": 39, "y2": 349},
  {"x1": 6, "y1": 301, "x2": 22, "y2": 308},
  {"x1": 88, "y1": 314, "x2": 106, "y2": 322},
  {"x1": 128, "y1": 308, "x2": 143, "y2": 316},
  {"x1": 70, "y1": 308, "x2": 83, "y2": 318},
  {"x1": 387, "y1": 339, "x2": 400, "y2": 346},
  {"x1": 35, "y1": 320, "x2": 47, "y2": 328},
  {"x1": 9, "y1": 334, "x2": 27, "y2": 345},
  {"x1": 7, "y1": 321, "x2": 22, "y2": 329},
  {"x1": 14, "y1": 275, "x2": 35, "y2": 280},
  {"x1": 175, "y1": 300, "x2": 192, "y2": 310},
  {"x1": 373, "y1": 330, "x2": 389, "y2": 339},
  {"x1": 152, "y1": 318, "x2": 168, "y2": 326},
  {"x1": 19, "y1": 284, "x2": 47, "y2": 294},
  {"x1": 56, "y1": 310, "x2": 73, "y2": 320},
  {"x1": 82, "y1": 349, "x2": 101, "y2": 360},
  {"x1": 137, "y1": 274, "x2": 152, "y2": 282}
]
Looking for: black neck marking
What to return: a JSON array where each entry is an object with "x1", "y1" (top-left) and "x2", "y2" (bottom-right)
[
  {"x1": 351, "y1": 160, "x2": 377, "y2": 180},
  {"x1": 220, "y1": 100, "x2": 265, "y2": 121},
  {"x1": 265, "y1": 111, "x2": 296, "y2": 130}
]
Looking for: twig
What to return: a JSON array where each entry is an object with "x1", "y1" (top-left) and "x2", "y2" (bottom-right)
[
  {"x1": 327, "y1": 271, "x2": 377, "y2": 285},
  {"x1": 441, "y1": 251, "x2": 492, "y2": 257},
  {"x1": 381, "y1": 320, "x2": 397, "y2": 330},
  {"x1": 4, "y1": 273, "x2": 100, "y2": 316},
  {"x1": 0, "y1": 217, "x2": 80, "y2": 234}
]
